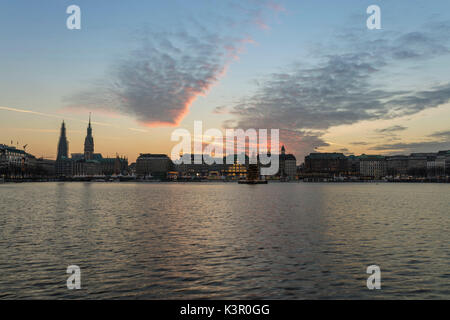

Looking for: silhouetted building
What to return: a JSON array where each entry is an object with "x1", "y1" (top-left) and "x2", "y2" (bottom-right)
[
  {"x1": 55, "y1": 121, "x2": 73, "y2": 176},
  {"x1": 72, "y1": 155, "x2": 128, "y2": 176},
  {"x1": 279, "y1": 146, "x2": 297, "y2": 179},
  {"x1": 56, "y1": 121, "x2": 69, "y2": 160},
  {"x1": 408, "y1": 153, "x2": 434, "y2": 177},
  {"x1": 0, "y1": 144, "x2": 32, "y2": 178},
  {"x1": 434, "y1": 150, "x2": 450, "y2": 177},
  {"x1": 55, "y1": 116, "x2": 127, "y2": 177},
  {"x1": 32, "y1": 158, "x2": 56, "y2": 177},
  {"x1": 136, "y1": 154, "x2": 173, "y2": 179},
  {"x1": 386, "y1": 155, "x2": 409, "y2": 177},
  {"x1": 84, "y1": 114, "x2": 94, "y2": 160},
  {"x1": 175, "y1": 154, "x2": 215, "y2": 178},
  {"x1": 304, "y1": 153, "x2": 348, "y2": 176},
  {"x1": 346, "y1": 155, "x2": 360, "y2": 176}
]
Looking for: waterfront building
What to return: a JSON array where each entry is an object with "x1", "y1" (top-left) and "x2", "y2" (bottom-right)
[
  {"x1": 31, "y1": 158, "x2": 56, "y2": 177},
  {"x1": 346, "y1": 155, "x2": 360, "y2": 176},
  {"x1": 279, "y1": 146, "x2": 297, "y2": 179},
  {"x1": 55, "y1": 158, "x2": 73, "y2": 177},
  {"x1": 128, "y1": 162, "x2": 137, "y2": 176},
  {"x1": 386, "y1": 155, "x2": 409, "y2": 177},
  {"x1": 304, "y1": 153, "x2": 348, "y2": 177},
  {"x1": 73, "y1": 159, "x2": 101, "y2": 176},
  {"x1": 102, "y1": 156, "x2": 129, "y2": 176},
  {"x1": 435, "y1": 150, "x2": 450, "y2": 177},
  {"x1": 0, "y1": 144, "x2": 31, "y2": 178},
  {"x1": 1, "y1": 144, "x2": 56, "y2": 179},
  {"x1": 408, "y1": 153, "x2": 434, "y2": 177},
  {"x1": 426, "y1": 155, "x2": 438, "y2": 178},
  {"x1": 72, "y1": 155, "x2": 128, "y2": 177},
  {"x1": 71, "y1": 153, "x2": 103, "y2": 161},
  {"x1": 175, "y1": 154, "x2": 212, "y2": 178},
  {"x1": 174, "y1": 154, "x2": 254, "y2": 179},
  {"x1": 435, "y1": 152, "x2": 446, "y2": 177},
  {"x1": 359, "y1": 155, "x2": 387, "y2": 179},
  {"x1": 302, "y1": 151, "x2": 450, "y2": 180},
  {"x1": 55, "y1": 116, "x2": 128, "y2": 177},
  {"x1": 225, "y1": 161, "x2": 247, "y2": 179},
  {"x1": 136, "y1": 154, "x2": 173, "y2": 179}
]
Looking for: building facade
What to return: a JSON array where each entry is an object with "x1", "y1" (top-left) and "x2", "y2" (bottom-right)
[
  {"x1": 359, "y1": 155, "x2": 387, "y2": 179},
  {"x1": 0, "y1": 144, "x2": 31, "y2": 178},
  {"x1": 55, "y1": 116, "x2": 128, "y2": 177},
  {"x1": 279, "y1": 146, "x2": 297, "y2": 179},
  {"x1": 386, "y1": 155, "x2": 409, "y2": 177},
  {"x1": 304, "y1": 153, "x2": 348, "y2": 176},
  {"x1": 136, "y1": 154, "x2": 173, "y2": 179}
]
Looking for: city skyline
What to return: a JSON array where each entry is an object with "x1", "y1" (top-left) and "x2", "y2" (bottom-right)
[
  {"x1": 3, "y1": 115, "x2": 450, "y2": 167},
  {"x1": 1, "y1": 1, "x2": 450, "y2": 163}
]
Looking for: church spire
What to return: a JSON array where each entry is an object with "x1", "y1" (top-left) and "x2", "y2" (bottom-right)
[
  {"x1": 84, "y1": 113, "x2": 94, "y2": 160},
  {"x1": 57, "y1": 120, "x2": 69, "y2": 160}
]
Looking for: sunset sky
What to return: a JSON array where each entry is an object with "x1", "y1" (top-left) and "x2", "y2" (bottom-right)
[{"x1": 1, "y1": 0, "x2": 450, "y2": 163}]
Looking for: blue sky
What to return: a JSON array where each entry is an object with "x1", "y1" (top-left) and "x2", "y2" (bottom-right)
[{"x1": 1, "y1": 0, "x2": 450, "y2": 161}]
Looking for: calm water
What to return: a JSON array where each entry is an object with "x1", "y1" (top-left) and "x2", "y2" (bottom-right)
[{"x1": 0, "y1": 182, "x2": 449, "y2": 299}]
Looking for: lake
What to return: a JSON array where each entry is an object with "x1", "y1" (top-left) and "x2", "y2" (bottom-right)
[{"x1": 0, "y1": 182, "x2": 449, "y2": 299}]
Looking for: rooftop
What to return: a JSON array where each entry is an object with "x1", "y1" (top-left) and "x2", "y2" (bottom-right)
[{"x1": 306, "y1": 153, "x2": 346, "y2": 160}]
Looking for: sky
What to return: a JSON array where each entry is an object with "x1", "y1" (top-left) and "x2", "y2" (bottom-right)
[{"x1": 1, "y1": 0, "x2": 450, "y2": 163}]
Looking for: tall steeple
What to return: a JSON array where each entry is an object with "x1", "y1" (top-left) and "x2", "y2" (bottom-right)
[
  {"x1": 84, "y1": 113, "x2": 94, "y2": 160},
  {"x1": 280, "y1": 145, "x2": 286, "y2": 178},
  {"x1": 57, "y1": 121, "x2": 69, "y2": 160}
]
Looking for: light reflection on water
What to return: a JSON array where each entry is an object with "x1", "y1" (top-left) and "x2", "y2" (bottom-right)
[{"x1": 0, "y1": 182, "x2": 449, "y2": 299}]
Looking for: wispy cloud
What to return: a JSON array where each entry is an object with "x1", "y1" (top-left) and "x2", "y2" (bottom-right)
[
  {"x1": 0, "y1": 105, "x2": 148, "y2": 135},
  {"x1": 370, "y1": 141, "x2": 450, "y2": 153},
  {"x1": 375, "y1": 125, "x2": 408, "y2": 133},
  {"x1": 370, "y1": 129, "x2": 450, "y2": 153},
  {"x1": 428, "y1": 130, "x2": 450, "y2": 140},
  {"x1": 350, "y1": 141, "x2": 370, "y2": 146}
]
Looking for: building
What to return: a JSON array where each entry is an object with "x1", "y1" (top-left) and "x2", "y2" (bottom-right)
[
  {"x1": 359, "y1": 155, "x2": 387, "y2": 179},
  {"x1": 175, "y1": 154, "x2": 214, "y2": 178},
  {"x1": 136, "y1": 154, "x2": 173, "y2": 179},
  {"x1": 55, "y1": 121, "x2": 73, "y2": 176},
  {"x1": 128, "y1": 162, "x2": 137, "y2": 175},
  {"x1": 0, "y1": 144, "x2": 31, "y2": 178},
  {"x1": 1, "y1": 144, "x2": 56, "y2": 179},
  {"x1": 31, "y1": 158, "x2": 56, "y2": 177},
  {"x1": 84, "y1": 113, "x2": 94, "y2": 160},
  {"x1": 386, "y1": 155, "x2": 409, "y2": 177},
  {"x1": 55, "y1": 116, "x2": 128, "y2": 177},
  {"x1": 407, "y1": 153, "x2": 434, "y2": 177},
  {"x1": 435, "y1": 150, "x2": 450, "y2": 177},
  {"x1": 225, "y1": 161, "x2": 247, "y2": 178},
  {"x1": 57, "y1": 121, "x2": 69, "y2": 160},
  {"x1": 304, "y1": 153, "x2": 348, "y2": 176},
  {"x1": 346, "y1": 155, "x2": 360, "y2": 176},
  {"x1": 279, "y1": 146, "x2": 297, "y2": 180}
]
